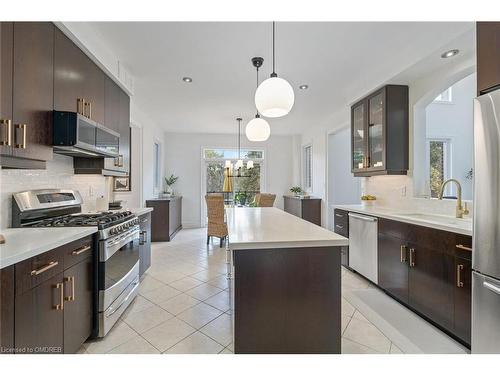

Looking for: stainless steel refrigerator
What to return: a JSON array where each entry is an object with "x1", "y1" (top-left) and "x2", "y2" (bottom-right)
[{"x1": 472, "y1": 87, "x2": 500, "y2": 353}]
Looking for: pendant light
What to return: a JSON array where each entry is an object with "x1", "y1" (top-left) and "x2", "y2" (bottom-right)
[
  {"x1": 254, "y1": 22, "x2": 294, "y2": 118},
  {"x1": 246, "y1": 57, "x2": 271, "y2": 142}
]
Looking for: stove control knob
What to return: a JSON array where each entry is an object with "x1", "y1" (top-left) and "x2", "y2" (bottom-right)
[{"x1": 110, "y1": 228, "x2": 116, "y2": 235}]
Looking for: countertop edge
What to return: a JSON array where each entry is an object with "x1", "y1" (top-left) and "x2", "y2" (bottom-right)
[
  {"x1": 0, "y1": 227, "x2": 98, "y2": 269},
  {"x1": 229, "y1": 239, "x2": 348, "y2": 250},
  {"x1": 334, "y1": 205, "x2": 472, "y2": 236}
]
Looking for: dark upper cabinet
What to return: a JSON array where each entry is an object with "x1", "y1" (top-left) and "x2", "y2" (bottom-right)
[
  {"x1": 104, "y1": 76, "x2": 120, "y2": 132},
  {"x1": 1, "y1": 22, "x2": 54, "y2": 168},
  {"x1": 54, "y1": 28, "x2": 104, "y2": 125},
  {"x1": 1, "y1": 22, "x2": 13, "y2": 159},
  {"x1": 477, "y1": 22, "x2": 500, "y2": 95},
  {"x1": 351, "y1": 85, "x2": 408, "y2": 177},
  {"x1": 119, "y1": 89, "x2": 130, "y2": 174}
]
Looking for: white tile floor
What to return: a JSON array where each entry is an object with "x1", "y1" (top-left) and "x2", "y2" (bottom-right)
[{"x1": 80, "y1": 228, "x2": 401, "y2": 354}]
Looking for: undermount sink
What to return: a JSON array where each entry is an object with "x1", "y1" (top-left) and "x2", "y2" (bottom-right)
[{"x1": 394, "y1": 212, "x2": 471, "y2": 226}]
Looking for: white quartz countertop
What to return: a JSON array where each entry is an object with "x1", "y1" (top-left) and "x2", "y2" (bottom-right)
[
  {"x1": 227, "y1": 207, "x2": 348, "y2": 250},
  {"x1": 0, "y1": 227, "x2": 97, "y2": 269},
  {"x1": 334, "y1": 204, "x2": 472, "y2": 236},
  {"x1": 128, "y1": 207, "x2": 153, "y2": 216}
]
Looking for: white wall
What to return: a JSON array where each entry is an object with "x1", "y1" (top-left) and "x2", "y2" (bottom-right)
[
  {"x1": 421, "y1": 73, "x2": 475, "y2": 199},
  {"x1": 300, "y1": 129, "x2": 329, "y2": 227},
  {"x1": 327, "y1": 127, "x2": 361, "y2": 229},
  {"x1": 163, "y1": 132, "x2": 295, "y2": 228}
]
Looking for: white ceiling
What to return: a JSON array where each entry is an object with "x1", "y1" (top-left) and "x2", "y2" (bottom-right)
[{"x1": 85, "y1": 22, "x2": 475, "y2": 135}]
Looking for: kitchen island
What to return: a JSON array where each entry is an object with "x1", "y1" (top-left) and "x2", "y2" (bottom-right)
[{"x1": 226, "y1": 207, "x2": 348, "y2": 354}]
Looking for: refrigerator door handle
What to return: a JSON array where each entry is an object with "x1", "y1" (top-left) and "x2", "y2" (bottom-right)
[{"x1": 483, "y1": 281, "x2": 500, "y2": 295}]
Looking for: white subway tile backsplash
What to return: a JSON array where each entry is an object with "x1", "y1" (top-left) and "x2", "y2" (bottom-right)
[{"x1": 1, "y1": 154, "x2": 106, "y2": 229}]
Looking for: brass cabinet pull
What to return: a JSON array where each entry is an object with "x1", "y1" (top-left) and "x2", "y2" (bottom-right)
[
  {"x1": 77, "y1": 98, "x2": 84, "y2": 115},
  {"x1": 72, "y1": 245, "x2": 91, "y2": 256},
  {"x1": 88, "y1": 102, "x2": 92, "y2": 119},
  {"x1": 456, "y1": 264, "x2": 464, "y2": 288},
  {"x1": 0, "y1": 119, "x2": 12, "y2": 146},
  {"x1": 400, "y1": 245, "x2": 407, "y2": 263},
  {"x1": 64, "y1": 276, "x2": 75, "y2": 301},
  {"x1": 55, "y1": 282, "x2": 64, "y2": 310},
  {"x1": 31, "y1": 261, "x2": 58, "y2": 276},
  {"x1": 14, "y1": 124, "x2": 27, "y2": 149},
  {"x1": 409, "y1": 248, "x2": 415, "y2": 267},
  {"x1": 84, "y1": 102, "x2": 90, "y2": 118},
  {"x1": 456, "y1": 244, "x2": 472, "y2": 252}
]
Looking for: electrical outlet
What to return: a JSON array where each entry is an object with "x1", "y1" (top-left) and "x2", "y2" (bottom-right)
[{"x1": 401, "y1": 185, "x2": 407, "y2": 197}]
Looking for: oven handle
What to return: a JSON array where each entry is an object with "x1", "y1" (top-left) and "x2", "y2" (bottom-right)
[
  {"x1": 105, "y1": 278, "x2": 139, "y2": 318},
  {"x1": 100, "y1": 227, "x2": 140, "y2": 262}
]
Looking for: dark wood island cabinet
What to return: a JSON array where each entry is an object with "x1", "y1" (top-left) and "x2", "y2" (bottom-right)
[{"x1": 146, "y1": 197, "x2": 182, "y2": 242}]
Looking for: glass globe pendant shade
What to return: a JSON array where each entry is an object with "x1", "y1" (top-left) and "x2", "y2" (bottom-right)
[
  {"x1": 246, "y1": 116, "x2": 270, "y2": 142},
  {"x1": 246, "y1": 160, "x2": 254, "y2": 169},
  {"x1": 235, "y1": 159, "x2": 244, "y2": 170},
  {"x1": 255, "y1": 76, "x2": 295, "y2": 118}
]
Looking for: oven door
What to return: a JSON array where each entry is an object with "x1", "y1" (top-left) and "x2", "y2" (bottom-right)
[{"x1": 99, "y1": 226, "x2": 140, "y2": 312}]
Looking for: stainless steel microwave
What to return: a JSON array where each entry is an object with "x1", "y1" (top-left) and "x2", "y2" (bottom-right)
[{"x1": 53, "y1": 111, "x2": 120, "y2": 158}]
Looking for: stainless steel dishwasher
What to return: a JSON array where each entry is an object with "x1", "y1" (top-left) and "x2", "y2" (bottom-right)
[{"x1": 348, "y1": 212, "x2": 378, "y2": 283}]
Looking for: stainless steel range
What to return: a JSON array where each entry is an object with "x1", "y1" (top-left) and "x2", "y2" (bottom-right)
[{"x1": 12, "y1": 189, "x2": 140, "y2": 337}]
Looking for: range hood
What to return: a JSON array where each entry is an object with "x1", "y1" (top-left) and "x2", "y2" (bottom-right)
[{"x1": 53, "y1": 111, "x2": 120, "y2": 158}]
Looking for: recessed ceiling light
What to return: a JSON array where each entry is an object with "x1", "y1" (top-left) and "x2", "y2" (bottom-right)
[
  {"x1": 182, "y1": 77, "x2": 193, "y2": 83},
  {"x1": 299, "y1": 84, "x2": 308, "y2": 90},
  {"x1": 441, "y1": 49, "x2": 459, "y2": 59}
]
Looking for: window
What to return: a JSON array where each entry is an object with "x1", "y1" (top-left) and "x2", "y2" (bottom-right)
[
  {"x1": 303, "y1": 145, "x2": 312, "y2": 191},
  {"x1": 433, "y1": 87, "x2": 453, "y2": 103},
  {"x1": 203, "y1": 148, "x2": 264, "y2": 206},
  {"x1": 153, "y1": 142, "x2": 161, "y2": 194},
  {"x1": 428, "y1": 139, "x2": 451, "y2": 198}
]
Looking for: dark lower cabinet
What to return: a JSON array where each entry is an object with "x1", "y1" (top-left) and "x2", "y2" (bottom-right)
[
  {"x1": 377, "y1": 217, "x2": 472, "y2": 347},
  {"x1": 63, "y1": 256, "x2": 93, "y2": 354},
  {"x1": 139, "y1": 212, "x2": 152, "y2": 277},
  {"x1": 408, "y1": 243, "x2": 455, "y2": 333},
  {"x1": 333, "y1": 209, "x2": 349, "y2": 267},
  {"x1": 454, "y1": 256, "x2": 472, "y2": 344},
  {"x1": 0, "y1": 235, "x2": 94, "y2": 354},
  {"x1": 146, "y1": 197, "x2": 182, "y2": 242},
  {"x1": 378, "y1": 233, "x2": 409, "y2": 304},
  {"x1": 15, "y1": 273, "x2": 64, "y2": 353},
  {"x1": 284, "y1": 196, "x2": 322, "y2": 226}
]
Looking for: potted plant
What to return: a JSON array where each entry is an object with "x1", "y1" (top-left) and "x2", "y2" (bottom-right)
[
  {"x1": 290, "y1": 186, "x2": 303, "y2": 197},
  {"x1": 164, "y1": 174, "x2": 179, "y2": 197},
  {"x1": 234, "y1": 191, "x2": 248, "y2": 206}
]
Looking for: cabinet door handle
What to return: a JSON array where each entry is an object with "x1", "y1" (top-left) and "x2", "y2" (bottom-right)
[
  {"x1": 139, "y1": 231, "x2": 145, "y2": 245},
  {"x1": 72, "y1": 245, "x2": 91, "y2": 256},
  {"x1": 64, "y1": 276, "x2": 75, "y2": 301},
  {"x1": 456, "y1": 264, "x2": 464, "y2": 288},
  {"x1": 55, "y1": 282, "x2": 64, "y2": 310},
  {"x1": 335, "y1": 213, "x2": 344, "y2": 218},
  {"x1": 335, "y1": 224, "x2": 344, "y2": 229},
  {"x1": 14, "y1": 124, "x2": 27, "y2": 149},
  {"x1": 409, "y1": 248, "x2": 415, "y2": 267},
  {"x1": 144, "y1": 231, "x2": 148, "y2": 243},
  {"x1": 0, "y1": 119, "x2": 12, "y2": 146},
  {"x1": 77, "y1": 98, "x2": 84, "y2": 115},
  {"x1": 456, "y1": 244, "x2": 472, "y2": 251},
  {"x1": 88, "y1": 102, "x2": 92, "y2": 119},
  {"x1": 400, "y1": 245, "x2": 407, "y2": 263},
  {"x1": 31, "y1": 261, "x2": 58, "y2": 276}
]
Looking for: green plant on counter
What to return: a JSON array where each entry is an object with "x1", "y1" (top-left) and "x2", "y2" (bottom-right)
[
  {"x1": 290, "y1": 186, "x2": 302, "y2": 195},
  {"x1": 165, "y1": 174, "x2": 179, "y2": 187}
]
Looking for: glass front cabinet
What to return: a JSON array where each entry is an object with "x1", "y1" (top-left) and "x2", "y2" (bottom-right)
[{"x1": 350, "y1": 85, "x2": 409, "y2": 177}]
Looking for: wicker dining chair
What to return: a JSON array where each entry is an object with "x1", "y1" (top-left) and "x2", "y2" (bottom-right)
[
  {"x1": 255, "y1": 193, "x2": 276, "y2": 207},
  {"x1": 205, "y1": 194, "x2": 228, "y2": 247}
]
